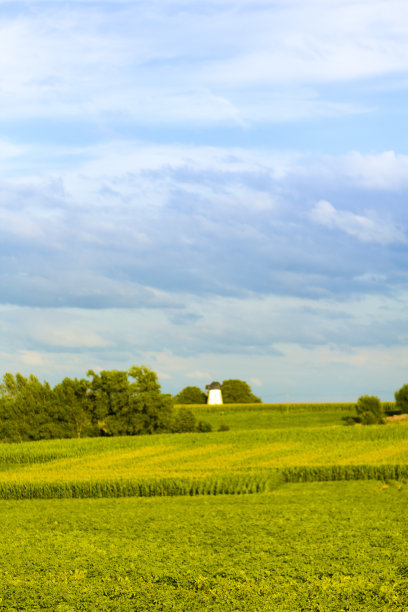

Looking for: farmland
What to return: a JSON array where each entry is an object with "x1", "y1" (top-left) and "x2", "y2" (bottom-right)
[
  {"x1": 0, "y1": 482, "x2": 407, "y2": 610},
  {"x1": 0, "y1": 402, "x2": 407, "y2": 610}
]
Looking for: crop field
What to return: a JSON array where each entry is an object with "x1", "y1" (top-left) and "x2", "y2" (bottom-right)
[
  {"x1": 0, "y1": 410, "x2": 407, "y2": 498},
  {"x1": 0, "y1": 482, "x2": 407, "y2": 610},
  {"x1": 184, "y1": 401, "x2": 396, "y2": 431},
  {"x1": 184, "y1": 401, "x2": 358, "y2": 431},
  {"x1": 0, "y1": 402, "x2": 407, "y2": 610}
]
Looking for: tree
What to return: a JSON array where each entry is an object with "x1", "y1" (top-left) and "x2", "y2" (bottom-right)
[
  {"x1": 355, "y1": 395, "x2": 384, "y2": 425},
  {"x1": 128, "y1": 365, "x2": 161, "y2": 394},
  {"x1": 394, "y1": 384, "x2": 408, "y2": 414},
  {"x1": 87, "y1": 369, "x2": 131, "y2": 435},
  {"x1": 128, "y1": 366, "x2": 174, "y2": 434},
  {"x1": 221, "y1": 379, "x2": 261, "y2": 404},
  {"x1": 0, "y1": 365, "x2": 181, "y2": 441},
  {"x1": 87, "y1": 366, "x2": 174, "y2": 436},
  {"x1": 175, "y1": 386, "x2": 206, "y2": 404},
  {"x1": 52, "y1": 377, "x2": 94, "y2": 438},
  {"x1": 0, "y1": 373, "x2": 53, "y2": 442}
]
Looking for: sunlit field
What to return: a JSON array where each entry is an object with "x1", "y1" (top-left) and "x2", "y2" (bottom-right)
[
  {"x1": 0, "y1": 482, "x2": 407, "y2": 610},
  {"x1": 0, "y1": 402, "x2": 407, "y2": 610}
]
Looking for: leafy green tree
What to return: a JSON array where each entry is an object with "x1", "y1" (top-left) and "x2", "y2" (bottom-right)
[
  {"x1": 355, "y1": 395, "x2": 384, "y2": 425},
  {"x1": 0, "y1": 373, "x2": 53, "y2": 441},
  {"x1": 87, "y1": 369, "x2": 129, "y2": 425},
  {"x1": 0, "y1": 365, "x2": 180, "y2": 441},
  {"x1": 175, "y1": 386, "x2": 206, "y2": 404},
  {"x1": 87, "y1": 369, "x2": 135, "y2": 436},
  {"x1": 128, "y1": 366, "x2": 174, "y2": 434},
  {"x1": 52, "y1": 377, "x2": 94, "y2": 438},
  {"x1": 221, "y1": 379, "x2": 261, "y2": 404},
  {"x1": 128, "y1": 365, "x2": 161, "y2": 394},
  {"x1": 0, "y1": 373, "x2": 26, "y2": 442},
  {"x1": 87, "y1": 366, "x2": 174, "y2": 436},
  {"x1": 394, "y1": 384, "x2": 408, "y2": 414}
]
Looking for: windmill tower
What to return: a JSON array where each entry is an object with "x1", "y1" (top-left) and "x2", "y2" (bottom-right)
[{"x1": 206, "y1": 381, "x2": 223, "y2": 405}]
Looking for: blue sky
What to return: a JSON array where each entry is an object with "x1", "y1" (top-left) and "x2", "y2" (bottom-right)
[{"x1": 1, "y1": 0, "x2": 408, "y2": 401}]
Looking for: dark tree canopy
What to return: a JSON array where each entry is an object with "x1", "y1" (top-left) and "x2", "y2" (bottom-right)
[
  {"x1": 0, "y1": 373, "x2": 53, "y2": 442},
  {"x1": 87, "y1": 366, "x2": 174, "y2": 436},
  {"x1": 395, "y1": 383, "x2": 408, "y2": 414},
  {"x1": 221, "y1": 379, "x2": 261, "y2": 404},
  {"x1": 0, "y1": 366, "x2": 193, "y2": 443},
  {"x1": 52, "y1": 377, "x2": 94, "y2": 439}
]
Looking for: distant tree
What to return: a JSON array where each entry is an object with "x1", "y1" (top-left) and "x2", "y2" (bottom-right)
[
  {"x1": 0, "y1": 373, "x2": 53, "y2": 442},
  {"x1": 87, "y1": 369, "x2": 131, "y2": 435},
  {"x1": 175, "y1": 386, "x2": 206, "y2": 404},
  {"x1": 394, "y1": 384, "x2": 408, "y2": 414},
  {"x1": 87, "y1": 366, "x2": 174, "y2": 436},
  {"x1": 355, "y1": 395, "x2": 384, "y2": 425},
  {"x1": 0, "y1": 365, "x2": 186, "y2": 442},
  {"x1": 52, "y1": 377, "x2": 94, "y2": 438},
  {"x1": 128, "y1": 366, "x2": 174, "y2": 434},
  {"x1": 221, "y1": 379, "x2": 261, "y2": 404},
  {"x1": 128, "y1": 365, "x2": 161, "y2": 394}
]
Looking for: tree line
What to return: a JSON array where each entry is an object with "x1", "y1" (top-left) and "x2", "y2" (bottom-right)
[
  {"x1": 175, "y1": 380, "x2": 261, "y2": 404},
  {"x1": 0, "y1": 366, "x2": 204, "y2": 443}
]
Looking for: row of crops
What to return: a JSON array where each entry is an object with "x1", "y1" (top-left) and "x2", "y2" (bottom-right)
[
  {"x1": 0, "y1": 464, "x2": 407, "y2": 499},
  {"x1": 0, "y1": 401, "x2": 406, "y2": 498}
]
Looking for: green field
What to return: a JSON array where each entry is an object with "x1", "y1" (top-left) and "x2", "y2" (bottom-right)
[
  {"x1": 0, "y1": 402, "x2": 407, "y2": 610},
  {"x1": 0, "y1": 410, "x2": 407, "y2": 497},
  {"x1": 184, "y1": 401, "x2": 359, "y2": 431},
  {"x1": 0, "y1": 482, "x2": 407, "y2": 610}
]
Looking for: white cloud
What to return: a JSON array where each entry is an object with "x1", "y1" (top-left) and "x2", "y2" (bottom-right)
[
  {"x1": 20, "y1": 350, "x2": 49, "y2": 367},
  {"x1": 35, "y1": 326, "x2": 110, "y2": 349},
  {"x1": 186, "y1": 370, "x2": 211, "y2": 380},
  {"x1": 310, "y1": 200, "x2": 405, "y2": 245},
  {"x1": 0, "y1": 1, "x2": 408, "y2": 125},
  {"x1": 1, "y1": 142, "x2": 408, "y2": 311},
  {"x1": 2, "y1": 1, "x2": 408, "y2": 404},
  {"x1": 340, "y1": 151, "x2": 408, "y2": 191},
  {"x1": 1, "y1": 286, "x2": 408, "y2": 399}
]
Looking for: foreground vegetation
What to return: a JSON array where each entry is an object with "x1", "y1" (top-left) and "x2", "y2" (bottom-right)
[
  {"x1": 0, "y1": 481, "x2": 407, "y2": 611},
  {"x1": 0, "y1": 400, "x2": 407, "y2": 609}
]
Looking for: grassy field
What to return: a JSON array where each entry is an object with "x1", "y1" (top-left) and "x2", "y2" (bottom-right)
[
  {"x1": 0, "y1": 402, "x2": 407, "y2": 610},
  {"x1": 184, "y1": 401, "x2": 396, "y2": 431},
  {"x1": 0, "y1": 481, "x2": 407, "y2": 610},
  {"x1": 182, "y1": 401, "x2": 358, "y2": 430}
]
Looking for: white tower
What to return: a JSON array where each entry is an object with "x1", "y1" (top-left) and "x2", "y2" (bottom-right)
[{"x1": 206, "y1": 381, "x2": 223, "y2": 405}]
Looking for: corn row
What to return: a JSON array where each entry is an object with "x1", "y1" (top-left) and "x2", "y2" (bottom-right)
[{"x1": 0, "y1": 464, "x2": 405, "y2": 499}]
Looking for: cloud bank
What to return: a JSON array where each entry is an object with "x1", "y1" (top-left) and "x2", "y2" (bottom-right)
[{"x1": 1, "y1": 1, "x2": 408, "y2": 401}]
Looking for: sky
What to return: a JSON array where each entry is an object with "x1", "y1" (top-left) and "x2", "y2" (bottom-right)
[{"x1": 1, "y1": 0, "x2": 408, "y2": 402}]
